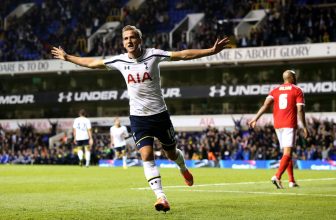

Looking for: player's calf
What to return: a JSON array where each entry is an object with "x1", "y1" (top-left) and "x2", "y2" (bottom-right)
[{"x1": 181, "y1": 169, "x2": 194, "y2": 186}]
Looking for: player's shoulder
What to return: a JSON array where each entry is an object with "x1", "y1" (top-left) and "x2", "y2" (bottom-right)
[
  {"x1": 110, "y1": 125, "x2": 122, "y2": 130},
  {"x1": 104, "y1": 53, "x2": 129, "y2": 65},
  {"x1": 291, "y1": 84, "x2": 303, "y2": 92},
  {"x1": 273, "y1": 83, "x2": 299, "y2": 92},
  {"x1": 78, "y1": 116, "x2": 89, "y2": 122},
  {"x1": 270, "y1": 84, "x2": 282, "y2": 93},
  {"x1": 146, "y1": 48, "x2": 170, "y2": 57}
]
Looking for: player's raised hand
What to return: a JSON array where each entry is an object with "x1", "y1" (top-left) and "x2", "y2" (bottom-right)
[
  {"x1": 212, "y1": 37, "x2": 230, "y2": 54},
  {"x1": 51, "y1": 46, "x2": 67, "y2": 60},
  {"x1": 248, "y1": 119, "x2": 257, "y2": 128}
]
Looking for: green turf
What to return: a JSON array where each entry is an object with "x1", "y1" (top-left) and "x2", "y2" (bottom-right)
[{"x1": 0, "y1": 165, "x2": 335, "y2": 220}]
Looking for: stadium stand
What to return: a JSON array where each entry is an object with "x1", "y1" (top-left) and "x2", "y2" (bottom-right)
[
  {"x1": 0, "y1": 118, "x2": 335, "y2": 165},
  {"x1": 0, "y1": 0, "x2": 335, "y2": 166},
  {"x1": 1, "y1": 0, "x2": 127, "y2": 61},
  {"x1": 1, "y1": 0, "x2": 336, "y2": 61}
]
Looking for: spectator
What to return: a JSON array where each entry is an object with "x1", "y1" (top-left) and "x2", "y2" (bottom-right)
[
  {"x1": 0, "y1": 117, "x2": 335, "y2": 164},
  {"x1": 2, "y1": 1, "x2": 336, "y2": 62}
]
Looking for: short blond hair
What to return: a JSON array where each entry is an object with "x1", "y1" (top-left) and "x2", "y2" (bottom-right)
[{"x1": 122, "y1": 25, "x2": 142, "y2": 39}]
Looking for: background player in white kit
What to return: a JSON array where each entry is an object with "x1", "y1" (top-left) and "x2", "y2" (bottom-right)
[
  {"x1": 110, "y1": 117, "x2": 129, "y2": 169},
  {"x1": 52, "y1": 25, "x2": 230, "y2": 212},
  {"x1": 73, "y1": 109, "x2": 93, "y2": 167}
]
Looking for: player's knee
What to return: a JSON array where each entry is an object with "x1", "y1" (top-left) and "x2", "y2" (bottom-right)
[
  {"x1": 139, "y1": 145, "x2": 154, "y2": 161},
  {"x1": 283, "y1": 147, "x2": 292, "y2": 156},
  {"x1": 141, "y1": 154, "x2": 154, "y2": 161}
]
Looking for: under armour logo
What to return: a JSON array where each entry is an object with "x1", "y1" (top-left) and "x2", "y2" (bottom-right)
[
  {"x1": 58, "y1": 92, "x2": 73, "y2": 103},
  {"x1": 124, "y1": 66, "x2": 130, "y2": 70},
  {"x1": 144, "y1": 62, "x2": 148, "y2": 70},
  {"x1": 209, "y1": 85, "x2": 226, "y2": 97}
]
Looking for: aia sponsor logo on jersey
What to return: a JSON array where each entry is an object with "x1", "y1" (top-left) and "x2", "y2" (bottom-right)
[{"x1": 127, "y1": 72, "x2": 152, "y2": 84}]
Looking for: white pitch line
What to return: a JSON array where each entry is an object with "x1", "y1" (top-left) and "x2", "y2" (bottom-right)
[
  {"x1": 131, "y1": 177, "x2": 336, "y2": 190},
  {"x1": 167, "y1": 189, "x2": 336, "y2": 198}
]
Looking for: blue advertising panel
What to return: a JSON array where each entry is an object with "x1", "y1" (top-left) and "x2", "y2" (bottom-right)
[
  {"x1": 99, "y1": 159, "x2": 142, "y2": 167},
  {"x1": 297, "y1": 160, "x2": 336, "y2": 170},
  {"x1": 152, "y1": 160, "x2": 216, "y2": 168},
  {"x1": 190, "y1": 159, "x2": 216, "y2": 168},
  {"x1": 99, "y1": 159, "x2": 115, "y2": 167},
  {"x1": 98, "y1": 159, "x2": 215, "y2": 168},
  {"x1": 99, "y1": 159, "x2": 336, "y2": 170},
  {"x1": 220, "y1": 160, "x2": 256, "y2": 169},
  {"x1": 219, "y1": 160, "x2": 279, "y2": 169}
]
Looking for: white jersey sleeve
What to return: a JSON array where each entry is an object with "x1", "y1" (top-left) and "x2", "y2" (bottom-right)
[
  {"x1": 73, "y1": 117, "x2": 91, "y2": 141},
  {"x1": 122, "y1": 125, "x2": 129, "y2": 137},
  {"x1": 103, "y1": 48, "x2": 172, "y2": 116}
]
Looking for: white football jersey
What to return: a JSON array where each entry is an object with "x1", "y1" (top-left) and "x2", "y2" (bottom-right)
[
  {"x1": 110, "y1": 125, "x2": 128, "y2": 148},
  {"x1": 104, "y1": 48, "x2": 171, "y2": 116},
  {"x1": 73, "y1": 117, "x2": 91, "y2": 141}
]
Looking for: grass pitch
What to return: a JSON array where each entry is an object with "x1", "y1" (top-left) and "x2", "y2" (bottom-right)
[{"x1": 0, "y1": 165, "x2": 335, "y2": 220}]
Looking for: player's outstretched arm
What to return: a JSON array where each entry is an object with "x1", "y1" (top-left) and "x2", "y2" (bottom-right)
[
  {"x1": 73, "y1": 128, "x2": 77, "y2": 144},
  {"x1": 88, "y1": 128, "x2": 93, "y2": 146},
  {"x1": 297, "y1": 105, "x2": 309, "y2": 138},
  {"x1": 248, "y1": 97, "x2": 273, "y2": 128},
  {"x1": 170, "y1": 37, "x2": 230, "y2": 61},
  {"x1": 110, "y1": 133, "x2": 114, "y2": 148},
  {"x1": 51, "y1": 46, "x2": 106, "y2": 69}
]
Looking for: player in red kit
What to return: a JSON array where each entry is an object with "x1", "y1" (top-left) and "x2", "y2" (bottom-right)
[{"x1": 248, "y1": 70, "x2": 309, "y2": 189}]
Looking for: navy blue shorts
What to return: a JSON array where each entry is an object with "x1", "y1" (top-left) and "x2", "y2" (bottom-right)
[
  {"x1": 130, "y1": 111, "x2": 176, "y2": 151},
  {"x1": 76, "y1": 139, "x2": 89, "y2": 147},
  {"x1": 114, "y1": 146, "x2": 126, "y2": 153}
]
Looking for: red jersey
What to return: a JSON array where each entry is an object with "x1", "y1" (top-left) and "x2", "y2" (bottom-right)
[{"x1": 268, "y1": 83, "x2": 304, "y2": 129}]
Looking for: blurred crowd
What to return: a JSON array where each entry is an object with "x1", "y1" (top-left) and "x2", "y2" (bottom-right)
[
  {"x1": 175, "y1": 117, "x2": 336, "y2": 165},
  {"x1": 0, "y1": 117, "x2": 335, "y2": 165},
  {"x1": 237, "y1": 0, "x2": 336, "y2": 47},
  {"x1": 0, "y1": 0, "x2": 126, "y2": 61},
  {"x1": 1, "y1": 0, "x2": 336, "y2": 61}
]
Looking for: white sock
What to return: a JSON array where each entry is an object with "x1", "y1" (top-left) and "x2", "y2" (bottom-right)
[
  {"x1": 85, "y1": 150, "x2": 91, "y2": 166},
  {"x1": 122, "y1": 156, "x2": 127, "y2": 167},
  {"x1": 174, "y1": 149, "x2": 187, "y2": 172},
  {"x1": 143, "y1": 161, "x2": 166, "y2": 199},
  {"x1": 78, "y1": 149, "x2": 84, "y2": 161}
]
